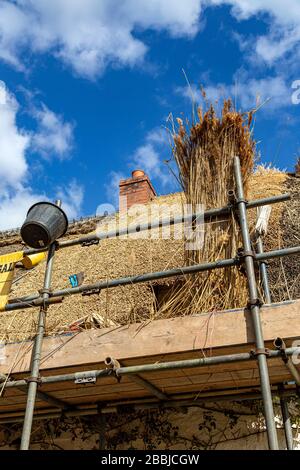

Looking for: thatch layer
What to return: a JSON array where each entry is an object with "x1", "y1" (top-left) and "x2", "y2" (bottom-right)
[
  {"x1": 0, "y1": 167, "x2": 298, "y2": 343},
  {"x1": 264, "y1": 174, "x2": 300, "y2": 302},
  {"x1": 158, "y1": 101, "x2": 255, "y2": 317}
]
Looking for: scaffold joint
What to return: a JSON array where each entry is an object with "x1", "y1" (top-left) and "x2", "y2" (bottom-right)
[
  {"x1": 82, "y1": 288, "x2": 101, "y2": 297},
  {"x1": 25, "y1": 376, "x2": 42, "y2": 385},
  {"x1": 250, "y1": 348, "x2": 270, "y2": 358},
  {"x1": 38, "y1": 288, "x2": 52, "y2": 296},
  {"x1": 74, "y1": 372, "x2": 97, "y2": 385},
  {"x1": 237, "y1": 248, "x2": 256, "y2": 259},
  {"x1": 247, "y1": 298, "x2": 263, "y2": 309},
  {"x1": 81, "y1": 239, "x2": 100, "y2": 247}
]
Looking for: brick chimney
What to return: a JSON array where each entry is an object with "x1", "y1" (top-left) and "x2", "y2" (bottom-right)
[{"x1": 119, "y1": 170, "x2": 156, "y2": 213}]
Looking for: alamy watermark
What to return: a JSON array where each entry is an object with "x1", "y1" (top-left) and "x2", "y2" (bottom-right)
[
  {"x1": 95, "y1": 200, "x2": 205, "y2": 251},
  {"x1": 291, "y1": 80, "x2": 300, "y2": 104}
]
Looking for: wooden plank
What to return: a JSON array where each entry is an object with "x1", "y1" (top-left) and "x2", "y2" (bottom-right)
[{"x1": 1, "y1": 300, "x2": 299, "y2": 376}]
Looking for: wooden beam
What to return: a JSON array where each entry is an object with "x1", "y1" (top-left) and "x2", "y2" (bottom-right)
[{"x1": 1, "y1": 300, "x2": 299, "y2": 376}]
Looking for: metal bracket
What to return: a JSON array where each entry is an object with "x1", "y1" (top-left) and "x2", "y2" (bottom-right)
[
  {"x1": 247, "y1": 298, "x2": 263, "y2": 309},
  {"x1": 74, "y1": 372, "x2": 97, "y2": 385},
  {"x1": 250, "y1": 348, "x2": 270, "y2": 358},
  {"x1": 82, "y1": 288, "x2": 101, "y2": 297},
  {"x1": 278, "y1": 348, "x2": 289, "y2": 364},
  {"x1": 237, "y1": 248, "x2": 256, "y2": 259},
  {"x1": 81, "y1": 239, "x2": 100, "y2": 247},
  {"x1": 25, "y1": 376, "x2": 42, "y2": 385},
  {"x1": 105, "y1": 357, "x2": 122, "y2": 383},
  {"x1": 236, "y1": 197, "x2": 248, "y2": 205},
  {"x1": 38, "y1": 288, "x2": 52, "y2": 296}
]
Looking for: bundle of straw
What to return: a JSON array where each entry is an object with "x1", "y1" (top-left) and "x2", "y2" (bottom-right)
[{"x1": 158, "y1": 99, "x2": 255, "y2": 317}]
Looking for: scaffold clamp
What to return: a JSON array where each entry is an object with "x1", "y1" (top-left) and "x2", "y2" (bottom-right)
[
  {"x1": 82, "y1": 288, "x2": 101, "y2": 297},
  {"x1": 250, "y1": 348, "x2": 270, "y2": 358}
]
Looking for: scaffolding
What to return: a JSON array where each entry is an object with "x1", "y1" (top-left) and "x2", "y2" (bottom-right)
[{"x1": 1, "y1": 156, "x2": 300, "y2": 450}]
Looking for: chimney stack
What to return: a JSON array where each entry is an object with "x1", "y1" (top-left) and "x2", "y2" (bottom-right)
[{"x1": 119, "y1": 170, "x2": 156, "y2": 213}]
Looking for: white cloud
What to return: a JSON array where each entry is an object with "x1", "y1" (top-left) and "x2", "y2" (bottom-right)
[
  {"x1": 105, "y1": 128, "x2": 175, "y2": 207},
  {"x1": 31, "y1": 105, "x2": 74, "y2": 159},
  {"x1": 55, "y1": 180, "x2": 84, "y2": 220},
  {"x1": 209, "y1": 0, "x2": 300, "y2": 65},
  {"x1": 1, "y1": 1, "x2": 300, "y2": 76},
  {"x1": 0, "y1": 81, "x2": 82, "y2": 230},
  {"x1": 0, "y1": 81, "x2": 29, "y2": 191},
  {"x1": 0, "y1": 189, "x2": 45, "y2": 231},
  {"x1": 131, "y1": 128, "x2": 171, "y2": 187},
  {"x1": 0, "y1": 182, "x2": 84, "y2": 231},
  {"x1": 209, "y1": 0, "x2": 300, "y2": 25},
  {"x1": 105, "y1": 171, "x2": 126, "y2": 208},
  {"x1": 178, "y1": 76, "x2": 291, "y2": 111},
  {"x1": 0, "y1": 0, "x2": 203, "y2": 79}
]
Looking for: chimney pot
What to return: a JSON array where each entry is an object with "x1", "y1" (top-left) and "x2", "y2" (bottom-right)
[{"x1": 132, "y1": 169, "x2": 145, "y2": 179}]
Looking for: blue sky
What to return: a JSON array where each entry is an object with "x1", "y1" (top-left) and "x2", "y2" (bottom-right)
[{"x1": 0, "y1": 0, "x2": 300, "y2": 229}]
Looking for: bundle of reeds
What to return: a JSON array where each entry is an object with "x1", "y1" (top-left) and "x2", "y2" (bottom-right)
[{"x1": 157, "y1": 99, "x2": 256, "y2": 317}]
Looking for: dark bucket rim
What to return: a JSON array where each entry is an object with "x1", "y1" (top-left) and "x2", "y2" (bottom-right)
[{"x1": 25, "y1": 201, "x2": 69, "y2": 237}]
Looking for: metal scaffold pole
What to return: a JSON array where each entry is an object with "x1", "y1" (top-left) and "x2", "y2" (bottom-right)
[
  {"x1": 256, "y1": 236, "x2": 272, "y2": 304},
  {"x1": 279, "y1": 386, "x2": 294, "y2": 450},
  {"x1": 233, "y1": 156, "x2": 279, "y2": 450},
  {"x1": 20, "y1": 200, "x2": 61, "y2": 451},
  {"x1": 255, "y1": 234, "x2": 295, "y2": 451}
]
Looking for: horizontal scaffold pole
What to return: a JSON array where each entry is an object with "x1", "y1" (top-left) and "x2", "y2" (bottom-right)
[
  {"x1": 3, "y1": 347, "x2": 300, "y2": 389},
  {"x1": 23, "y1": 193, "x2": 291, "y2": 256},
  {"x1": 5, "y1": 245, "x2": 300, "y2": 311}
]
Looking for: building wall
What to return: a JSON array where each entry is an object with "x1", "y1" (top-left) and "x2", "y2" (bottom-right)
[{"x1": 0, "y1": 405, "x2": 299, "y2": 450}]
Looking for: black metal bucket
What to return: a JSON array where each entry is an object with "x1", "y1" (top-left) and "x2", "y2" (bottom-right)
[{"x1": 21, "y1": 202, "x2": 68, "y2": 249}]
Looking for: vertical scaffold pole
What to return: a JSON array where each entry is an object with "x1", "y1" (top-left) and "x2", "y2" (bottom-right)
[
  {"x1": 233, "y1": 157, "x2": 279, "y2": 450},
  {"x1": 256, "y1": 236, "x2": 272, "y2": 304},
  {"x1": 256, "y1": 237, "x2": 294, "y2": 451},
  {"x1": 20, "y1": 200, "x2": 61, "y2": 451},
  {"x1": 279, "y1": 386, "x2": 294, "y2": 450},
  {"x1": 256, "y1": 239, "x2": 293, "y2": 450}
]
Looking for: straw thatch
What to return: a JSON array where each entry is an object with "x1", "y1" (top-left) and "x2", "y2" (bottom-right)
[
  {"x1": 0, "y1": 193, "x2": 185, "y2": 342},
  {"x1": 155, "y1": 100, "x2": 255, "y2": 317},
  {"x1": 0, "y1": 168, "x2": 297, "y2": 344},
  {"x1": 263, "y1": 173, "x2": 300, "y2": 302}
]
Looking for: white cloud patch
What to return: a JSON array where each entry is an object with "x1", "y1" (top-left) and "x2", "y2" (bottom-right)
[
  {"x1": 1, "y1": 1, "x2": 300, "y2": 76},
  {"x1": 131, "y1": 128, "x2": 171, "y2": 187},
  {"x1": 209, "y1": 0, "x2": 300, "y2": 65},
  {"x1": 105, "y1": 128, "x2": 176, "y2": 208},
  {"x1": 105, "y1": 171, "x2": 126, "y2": 208},
  {"x1": 0, "y1": 0, "x2": 203, "y2": 79},
  {"x1": 0, "y1": 81, "x2": 82, "y2": 230},
  {"x1": 55, "y1": 180, "x2": 84, "y2": 221},
  {"x1": 31, "y1": 105, "x2": 74, "y2": 159},
  {"x1": 0, "y1": 81, "x2": 29, "y2": 191},
  {"x1": 178, "y1": 76, "x2": 291, "y2": 111},
  {"x1": 0, "y1": 189, "x2": 45, "y2": 231}
]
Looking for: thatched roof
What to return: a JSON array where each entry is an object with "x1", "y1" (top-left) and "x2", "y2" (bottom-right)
[{"x1": 0, "y1": 170, "x2": 299, "y2": 343}]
